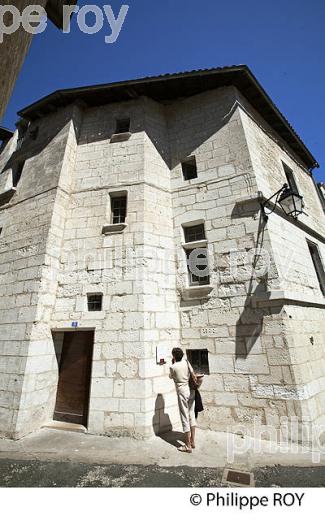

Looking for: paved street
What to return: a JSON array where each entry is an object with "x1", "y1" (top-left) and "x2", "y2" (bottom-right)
[
  {"x1": 1, "y1": 458, "x2": 325, "y2": 487},
  {"x1": 0, "y1": 427, "x2": 325, "y2": 487}
]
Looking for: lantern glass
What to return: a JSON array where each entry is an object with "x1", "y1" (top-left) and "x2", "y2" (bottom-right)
[{"x1": 278, "y1": 188, "x2": 303, "y2": 218}]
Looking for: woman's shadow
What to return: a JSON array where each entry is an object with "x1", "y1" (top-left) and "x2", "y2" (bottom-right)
[{"x1": 152, "y1": 394, "x2": 184, "y2": 448}]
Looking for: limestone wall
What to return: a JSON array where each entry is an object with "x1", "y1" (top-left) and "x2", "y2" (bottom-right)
[
  {"x1": 50, "y1": 98, "x2": 180, "y2": 437},
  {"x1": 1, "y1": 84, "x2": 325, "y2": 442},
  {"x1": 0, "y1": 105, "x2": 81, "y2": 438},
  {"x1": 167, "y1": 88, "x2": 284, "y2": 434},
  {"x1": 238, "y1": 94, "x2": 325, "y2": 437}
]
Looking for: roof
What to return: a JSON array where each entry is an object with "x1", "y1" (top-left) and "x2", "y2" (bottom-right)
[
  {"x1": 18, "y1": 65, "x2": 318, "y2": 170},
  {"x1": 0, "y1": 127, "x2": 13, "y2": 141},
  {"x1": 46, "y1": 0, "x2": 78, "y2": 29}
]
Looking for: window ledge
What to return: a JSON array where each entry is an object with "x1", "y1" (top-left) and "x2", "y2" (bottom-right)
[
  {"x1": 102, "y1": 223, "x2": 127, "y2": 235},
  {"x1": 252, "y1": 290, "x2": 325, "y2": 308},
  {"x1": 110, "y1": 132, "x2": 131, "y2": 143},
  {"x1": 182, "y1": 239, "x2": 208, "y2": 250},
  {"x1": 181, "y1": 285, "x2": 213, "y2": 301}
]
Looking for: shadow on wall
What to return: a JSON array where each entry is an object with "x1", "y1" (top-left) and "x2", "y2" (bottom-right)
[
  {"x1": 234, "y1": 209, "x2": 271, "y2": 360},
  {"x1": 77, "y1": 90, "x2": 247, "y2": 171},
  {"x1": 152, "y1": 394, "x2": 184, "y2": 448},
  {"x1": 152, "y1": 393, "x2": 172, "y2": 435},
  {"x1": 0, "y1": 107, "x2": 81, "y2": 206}
]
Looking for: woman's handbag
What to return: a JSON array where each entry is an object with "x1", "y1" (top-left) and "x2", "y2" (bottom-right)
[{"x1": 187, "y1": 360, "x2": 203, "y2": 391}]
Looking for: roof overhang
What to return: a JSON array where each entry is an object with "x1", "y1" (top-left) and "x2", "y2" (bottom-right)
[
  {"x1": 46, "y1": 0, "x2": 78, "y2": 29},
  {"x1": 18, "y1": 65, "x2": 319, "y2": 170}
]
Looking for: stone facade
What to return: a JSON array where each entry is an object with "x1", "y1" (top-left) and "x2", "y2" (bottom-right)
[{"x1": 1, "y1": 68, "x2": 325, "y2": 442}]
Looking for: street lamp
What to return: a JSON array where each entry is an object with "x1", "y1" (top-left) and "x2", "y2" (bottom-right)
[{"x1": 261, "y1": 183, "x2": 304, "y2": 222}]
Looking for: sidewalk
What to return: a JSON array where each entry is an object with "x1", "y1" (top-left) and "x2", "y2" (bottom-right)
[{"x1": 0, "y1": 427, "x2": 324, "y2": 469}]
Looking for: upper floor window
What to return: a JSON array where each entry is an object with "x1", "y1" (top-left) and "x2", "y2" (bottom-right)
[
  {"x1": 186, "y1": 249, "x2": 210, "y2": 286},
  {"x1": 87, "y1": 293, "x2": 103, "y2": 311},
  {"x1": 182, "y1": 222, "x2": 209, "y2": 287},
  {"x1": 115, "y1": 118, "x2": 130, "y2": 134},
  {"x1": 316, "y1": 182, "x2": 325, "y2": 213},
  {"x1": 110, "y1": 193, "x2": 127, "y2": 224},
  {"x1": 283, "y1": 163, "x2": 299, "y2": 195},
  {"x1": 182, "y1": 156, "x2": 198, "y2": 181},
  {"x1": 307, "y1": 241, "x2": 325, "y2": 296},
  {"x1": 184, "y1": 223, "x2": 206, "y2": 243}
]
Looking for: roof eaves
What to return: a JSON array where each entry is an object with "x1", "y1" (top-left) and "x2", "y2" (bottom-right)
[
  {"x1": 17, "y1": 65, "x2": 319, "y2": 170},
  {"x1": 0, "y1": 127, "x2": 14, "y2": 141}
]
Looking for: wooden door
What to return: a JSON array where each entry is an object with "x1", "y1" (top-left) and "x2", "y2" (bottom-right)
[{"x1": 53, "y1": 331, "x2": 94, "y2": 426}]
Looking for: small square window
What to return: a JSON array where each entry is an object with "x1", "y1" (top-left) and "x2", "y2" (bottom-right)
[
  {"x1": 184, "y1": 224, "x2": 206, "y2": 243},
  {"x1": 186, "y1": 349, "x2": 210, "y2": 375},
  {"x1": 182, "y1": 157, "x2": 198, "y2": 180},
  {"x1": 115, "y1": 118, "x2": 130, "y2": 134},
  {"x1": 110, "y1": 195, "x2": 127, "y2": 224},
  {"x1": 307, "y1": 241, "x2": 325, "y2": 296},
  {"x1": 87, "y1": 294, "x2": 103, "y2": 311},
  {"x1": 186, "y1": 248, "x2": 210, "y2": 286}
]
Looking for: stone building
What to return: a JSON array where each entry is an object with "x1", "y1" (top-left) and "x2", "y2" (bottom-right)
[
  {"x1": 0, "y1": 0, "x2": 78, "y2": 122},
  {"x1": 1, "y1": 65, "x2": 325, "y2": 442}
]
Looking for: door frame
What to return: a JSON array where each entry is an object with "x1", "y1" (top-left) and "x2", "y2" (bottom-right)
[{"x1": 51, "y1": 328, "x2": 95, "y2": 428}]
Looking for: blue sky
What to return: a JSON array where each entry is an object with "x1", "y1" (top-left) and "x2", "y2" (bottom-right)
[{"x1": 2, "y1": 0, "x2": 325, "y2": 181}]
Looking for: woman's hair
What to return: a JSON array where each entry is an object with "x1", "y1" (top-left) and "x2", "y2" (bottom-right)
[{"x1": 172, "y1": 347, "x2": 184, "y2": 362}]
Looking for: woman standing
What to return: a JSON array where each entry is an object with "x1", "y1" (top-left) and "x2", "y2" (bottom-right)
[{"x1": 169, "y1": 347, "x2": 197, "y2": 453}]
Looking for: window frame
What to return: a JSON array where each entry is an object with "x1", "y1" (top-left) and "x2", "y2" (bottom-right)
[
  {"x1": 87, "y1": 293, "x2": 103, "y2": 312},
  {"x1": 307, "y1": 241, "x2": 325, "y2": 297},
  {"x1": 186, "y1": 248, "x2": 210, "y2": 287},
  {"x1": 115, "y1": 118, "x2": 130, "y2": 135},
  {"x1": 184, "y1": 224, "x2": 206, "y2": 243},
  {"x1": 182, "y1": 222, "x2": 210, "y2": 287},
  {"x1": 182, "y1": 156, "x2": 198, "y2": 181},
  {"x1": 110, "y1": 193, "x2": 128, "y2": 225}
]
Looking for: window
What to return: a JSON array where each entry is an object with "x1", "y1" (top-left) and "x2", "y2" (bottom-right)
[
  {"x1": 183, "y1": 224, "x2": 209, "y2": 286},
  {"x1": 283, "y1": 163, "x2": 299, "y2": 195},
  {"x1": 0, "y1": 228, "x2": 2, "y2": 236},
  {"x1": 182, "y1": 156, "x2": 198, "y2": 181},
  {"x1": 307, "y1": 241, "x2": 325, "y2": 296},
  {"x1": 87, "y1": 294, "x2": 103, "y2": 311},
  {"x1": 186, "y1": 248, "x2": 210, "y2": 286},
  {"x1": 186, "y1": 349, "x2": 210, "y2": 375},
  {"x1": 315, "y1": 182, "x2": 325, "y2": 213},
  {"x1": 110, "y1": 194, "x2": 127, "y2": 224},
  {"x1": 115, "y1": 118, "x2": 130, "y2": 134},
  {"x1": 184, "y1": 224, "x2": 206, "y2": 243}
]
